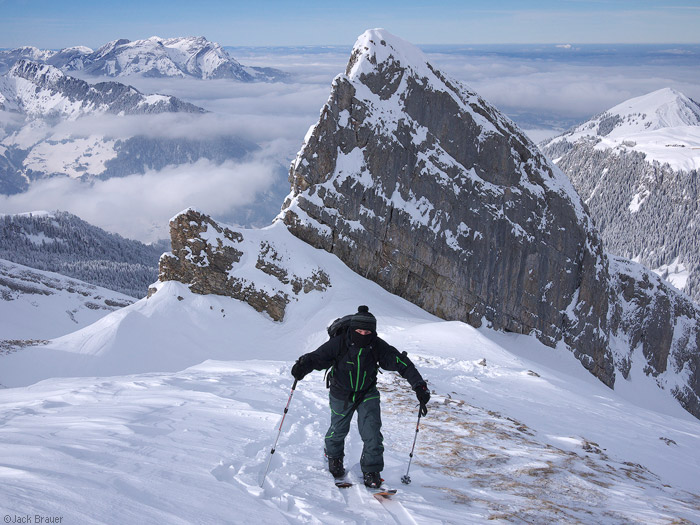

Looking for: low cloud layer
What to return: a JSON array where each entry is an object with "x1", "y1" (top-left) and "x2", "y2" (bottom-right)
[{"x1": 0, "y1": 156, "x2": 280, "y2": 243}]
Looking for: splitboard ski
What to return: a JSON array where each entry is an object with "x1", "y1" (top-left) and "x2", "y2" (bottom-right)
[
  {"x1": 334, "y1": 480, "x2": 397, "y2": 498},
  {"x1": 366, "y1": 476, "x2": 397, "y2": 497},
  {"x1": 370, "y1": 488, "x2": 397, "y2": 498}
]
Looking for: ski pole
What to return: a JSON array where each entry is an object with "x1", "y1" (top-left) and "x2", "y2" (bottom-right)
[
  {"x1": 401, "y1": 406, "x2": 422, "y2": 484},
  {"x1": 260, "y1": 379, "x2": 298, "y2": 488}
]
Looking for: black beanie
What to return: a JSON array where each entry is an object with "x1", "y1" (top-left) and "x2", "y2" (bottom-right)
[{"x1": 350, "y1": 305, "x2": 377, "y2": 332}]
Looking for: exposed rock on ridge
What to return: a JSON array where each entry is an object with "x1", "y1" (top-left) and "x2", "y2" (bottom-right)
[
  {"x1": 277, "y1": 29, "x2": 700, "y2": 418},
  {"x1": 609, "y1": 257, "x2": 700, "y2": 418},
  {"x1": 155, "y1": 209, "x2": 330, "y2": 321}
]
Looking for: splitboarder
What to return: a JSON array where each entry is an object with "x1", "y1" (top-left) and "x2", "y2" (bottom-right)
[{"x1": 291, "y1": 305, "x2": 430, "y2": 488}]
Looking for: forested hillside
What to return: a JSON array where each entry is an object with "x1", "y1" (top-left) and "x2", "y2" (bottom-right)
[{"x1": 0, "y1": 211, "x2": 166, "y2": 297}]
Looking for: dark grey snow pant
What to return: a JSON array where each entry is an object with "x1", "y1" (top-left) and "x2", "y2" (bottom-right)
[{"x1": 324, "y1": 389, "x2": 384, "y2": 473}]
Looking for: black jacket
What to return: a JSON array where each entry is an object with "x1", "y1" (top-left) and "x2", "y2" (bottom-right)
[{"x1": 298, "y1": 331, "x2": 425, "y2": 402}]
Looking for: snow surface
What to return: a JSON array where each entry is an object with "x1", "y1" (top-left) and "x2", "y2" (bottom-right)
[
  {"x1": 23, "y1": 135, "x2": 118, "y2": 178},
  {"x1": 0, "y1": 258, "x2": 134, "y2": 341},
  {"x1": 1, "y1": 223, "x2": 699, "y2": 523},
  {"x1": 653, "y1": 257, "x2": 691, "y2": 292}
]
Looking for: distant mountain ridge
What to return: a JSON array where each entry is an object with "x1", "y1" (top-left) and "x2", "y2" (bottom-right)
[
  {"x1": 541, "y1": 88, "x2": 700, "y2": 304},
  {"x1": 543, "y1": 88, "x2": 700, "y2": 172},
  {"x1": 0, "y1": 36, "x2": 289, "y2": 81},
  {"x1": 0, "y1": 211, "x2": 165, "y2": 298},
  {"x1": 0, "y1": 60, "x2": 205, "y2": 118}
]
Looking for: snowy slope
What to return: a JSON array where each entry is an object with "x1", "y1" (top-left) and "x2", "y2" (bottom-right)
[
  {"x1": 0, "y1": 257, "x2": 133, "y2": 341},
  {"x1": 1, "y1": 222, "x2": 699, "y2": 523},
  {"x1": 544, "y1": 87, "x2": 700, "y2": 172}
]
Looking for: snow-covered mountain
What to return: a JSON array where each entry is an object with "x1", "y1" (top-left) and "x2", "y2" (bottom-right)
[
  {"x1": 541, "y1": 88, "x2": 700, "y2": 303},
  {"x1": 0, "y1": 61, "x2": 258, "y2": 194},
  {"x1": 1, "y1": 214, "x2": 698, "y2": 523},
  {"x1": 0, "y1": 59, "x2": 205, "y2": 118},
  {"x1": 0, "y1": 37, "x2": 289, "y2": 81},
  {"x1": 543, "y1": 87, "x2": 700, "y2": 171},
  {"x1": 0, "y1": 46, "x2": 55, "y2": 74},
  {"x1": 0, "y1": 257, "x2": 133, "y2": 342},
  {"x1": 0, "y1": 211, "x2": 165, "y2": 298}
]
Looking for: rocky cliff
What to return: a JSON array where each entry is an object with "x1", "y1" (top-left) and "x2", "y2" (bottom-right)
[
  {"x1": 609, "y1": 257, "x2": 700, "y2": 418},
  {"x1": 275, "y1": 29, "x2": 700, "y2": 418},
  {"x1": 279, "y1": 29, "x2": 616, "y2": 388},
  {"x1": 155, "y1": 209, "x2": 330, "y2": 321}
]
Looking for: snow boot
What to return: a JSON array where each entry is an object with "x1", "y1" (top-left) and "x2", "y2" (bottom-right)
[
  {"x1": 328, "y1": 456, "x2": 345, "y2": 478},
  {"x1": 363, "y1": 471, "x2": 382, "y2": 488}
]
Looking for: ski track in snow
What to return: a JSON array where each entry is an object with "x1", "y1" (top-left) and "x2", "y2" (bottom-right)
[{"x1": 1, "y1": 352, "x2": 699, "y2": 524}]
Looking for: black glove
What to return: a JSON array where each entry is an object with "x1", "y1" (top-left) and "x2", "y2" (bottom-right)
[
  {"x1": 291, "y1": 356, "x2": 312, "y2": 381},
  {"x1": 413, "y1": 382, "x2": 430, "y2": 416}
]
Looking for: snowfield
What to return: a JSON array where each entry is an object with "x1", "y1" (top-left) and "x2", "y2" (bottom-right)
[
  {"x1": 0, "y1": 258, "x2": 134, "y2": 341},
  {"x1": 1, "y1": 223, "x2": 699, "y2": 523}
]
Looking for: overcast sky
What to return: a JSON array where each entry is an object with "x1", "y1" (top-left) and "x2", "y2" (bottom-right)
[{"x1": 2, "y1": 0, "x2": 700, "y2": 49}]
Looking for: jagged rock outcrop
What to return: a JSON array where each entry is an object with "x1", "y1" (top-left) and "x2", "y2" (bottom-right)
[
  {"x1": 155, "y1": 209, "x2": 330, "y2": 321},
  {"x1": 276, "y1": 29, "x2": 700, "y2": 418}
]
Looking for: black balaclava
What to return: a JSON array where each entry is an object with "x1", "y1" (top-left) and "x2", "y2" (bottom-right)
[{"x1": 349, "y1": 305, "x2": 377, "y2": 347}]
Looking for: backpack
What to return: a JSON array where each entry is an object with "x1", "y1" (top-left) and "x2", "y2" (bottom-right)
[
  {"x1": 324, "y1": 314, "x2": 380, "y2": 389},
  {"x1": 327, "y1": 314, "x2": 354, "y2": 338}
]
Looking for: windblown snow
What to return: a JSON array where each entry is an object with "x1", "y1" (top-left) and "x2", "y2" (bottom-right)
[
  {"x1": 0, "y1": 258, "x2": 134, "y2": 340},
  {"x1": 1, "y1": 221, "x2": 699, "y2": 524}
]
